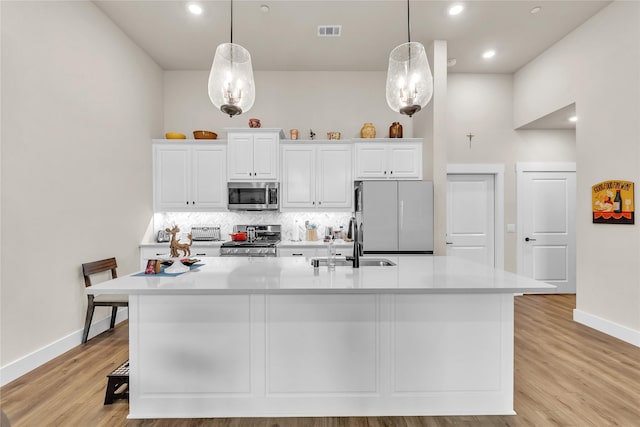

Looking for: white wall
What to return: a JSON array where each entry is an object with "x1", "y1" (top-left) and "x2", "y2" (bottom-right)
[
  {"x1": 514, "y1": 2, "x2": 640, "y2": 339},
  {"x1": 0, "y1": 1, "x2": 163, "y2": 373},
  {"x1": 164, "y1": 71, "x2": 414, "y2": 140},
  {"x1": 447, "y1": 74, "x2": 576, "y2": 272}
]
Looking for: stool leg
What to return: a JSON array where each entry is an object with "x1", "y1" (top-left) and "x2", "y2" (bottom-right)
[
  {"x1": 82, "y1": 300, "x2": 95, "y2": 344},
  {"x1": 109, "y1": 306, "x2": 118, "y2": 329},
  {"x1": 104, "y1": 377, "x2": 117, "y2": 405}
]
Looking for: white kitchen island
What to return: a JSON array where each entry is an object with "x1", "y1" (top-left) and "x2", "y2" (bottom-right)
[{"x1": 86, "y1": 256, "x2": 553, "y2": 419}]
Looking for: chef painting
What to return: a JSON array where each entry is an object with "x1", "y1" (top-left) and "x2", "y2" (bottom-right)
[{"x1": 592, "y1": 180, "x2": 634, "y2": 224}]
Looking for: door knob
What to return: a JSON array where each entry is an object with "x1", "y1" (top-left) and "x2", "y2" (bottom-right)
[{"x1": 525, "y1": 237, "x2": 537, "y2": 242}]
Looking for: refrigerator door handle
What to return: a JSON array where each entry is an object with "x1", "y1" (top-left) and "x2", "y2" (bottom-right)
[{"x1": 399, "y1": 200, "x2": 404, "y2": 231}]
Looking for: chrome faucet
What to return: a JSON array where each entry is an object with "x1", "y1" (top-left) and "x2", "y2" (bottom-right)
[{"x1": 348, "y1": 217, "x2": 362, "y2": 268}]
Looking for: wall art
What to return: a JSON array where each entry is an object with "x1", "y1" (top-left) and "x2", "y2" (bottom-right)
[{"x1": 592, "y1": 180, "x2": 634, "y2": 224}]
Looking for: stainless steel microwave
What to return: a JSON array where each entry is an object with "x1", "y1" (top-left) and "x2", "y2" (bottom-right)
[{"x1": 228, "y1": 182, "x2": 279, "y2": 211}]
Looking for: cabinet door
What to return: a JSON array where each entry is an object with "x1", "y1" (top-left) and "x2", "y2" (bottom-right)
[
  {"x1": 191, "y1": 146, "x2": 227, "y2": 209},
  {"x1": 227, "y1": 133, "x2": 255, "y2": 180},
  {"x1": 317, "y1": 145, "x2": 352, "y2": 209},
  {"x1": 281, "y1": 145, "x2": 315, "y2": 209},
  {"x1": 389, "y1": 144, "x2": 422, "y2": 179},
  {"x1": 253, "y1": 133, "x2": 278, "y2": 180},
  {"x1": 354, "y1": 144, "x2": 388, "y2": 179},
  {"x1": 154, "y1": 145, "x2": 190, "y2": 211}
]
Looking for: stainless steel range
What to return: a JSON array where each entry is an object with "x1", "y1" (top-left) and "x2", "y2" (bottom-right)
[{"x1": 220, "y1": 224, "x2": 281, "y2": 257}]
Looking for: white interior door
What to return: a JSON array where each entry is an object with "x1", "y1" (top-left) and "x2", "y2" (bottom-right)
[
  {"x1": 446, "y1": 174, "x2": 495, "y2": 267},
  {"x1": 517, "y1": 167, "x2": 576, "y2": 294}
]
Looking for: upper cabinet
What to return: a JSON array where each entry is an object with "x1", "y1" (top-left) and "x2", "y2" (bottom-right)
[
  {"x1": 227, "y1": 129, "x2": 284, "y2": 181},
  {"x1": 153, "y1": 141, "x2": 227, "y2": 211},
  {"x1": 353, "y1": 139, "x2": 422, "y2": 180},
  {"x1": 280, "y1": 143, "x2": 353, "y2": 210}
]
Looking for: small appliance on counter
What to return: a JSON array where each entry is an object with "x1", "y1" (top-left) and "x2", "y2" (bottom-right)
[
  {"x1": 156, "y1": 229, "x2": 171, "y2": 243},
  {"x1": 220, "y1": 225, "x2": 281, "y2": 257},
  {"x1": 191, "y1": 225, "x2": 221, "y2": 241}
]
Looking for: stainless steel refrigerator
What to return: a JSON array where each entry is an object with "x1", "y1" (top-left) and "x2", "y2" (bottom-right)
[{"x1": 355, "y1": 180, "x2": 433, "y2": 254}]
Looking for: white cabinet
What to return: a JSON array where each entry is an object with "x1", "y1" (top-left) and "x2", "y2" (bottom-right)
[
  {"x1": 227, "y1": 129, "x2": 283, "y2": 181},
  {"x1": 153, "y1": 141, "x2": 227, "y2": 211},
  {"x1": 354, "y1": 139, "x2": 422, "y2": 180},
  {"x1": 280, "y1": 143, "x2": 352, "y2": 210}
]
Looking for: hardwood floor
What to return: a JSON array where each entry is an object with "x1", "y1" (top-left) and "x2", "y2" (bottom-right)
[{"x1": 1, "y1": 295, "x2": 639, "y2": 426}]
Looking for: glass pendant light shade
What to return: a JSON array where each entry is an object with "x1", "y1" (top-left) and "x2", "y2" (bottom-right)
[
  {"x1": 386, "y1": 42, "x2": 433, "y2": 117},
  {"x1": 208, "y1": 42, "x2": 255, "y2": 117}
]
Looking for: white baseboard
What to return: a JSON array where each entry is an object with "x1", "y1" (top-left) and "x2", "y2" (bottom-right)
[
  {"x1": 0, "y1": 308, "x2": 128, "y2": 387},
  {"x1": 573, "y1": 309, "x2": 640, "y2": 347}
]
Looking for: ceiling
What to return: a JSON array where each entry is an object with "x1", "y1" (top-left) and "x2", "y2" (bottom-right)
[{"x1": 95, "y1": 0, "x2": 610, "y2": 73}]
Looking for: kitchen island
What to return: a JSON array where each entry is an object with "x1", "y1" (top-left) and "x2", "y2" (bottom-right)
[{"x1": 87, "y1": 256, "x2": 554, "y2": 419}]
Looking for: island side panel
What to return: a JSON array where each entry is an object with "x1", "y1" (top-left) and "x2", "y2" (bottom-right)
[{"x1": 127, "y1": 292, "x2": 514, "y2": 418}]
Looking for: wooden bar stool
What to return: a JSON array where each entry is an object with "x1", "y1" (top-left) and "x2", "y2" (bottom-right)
[{"x1": 81, "y1": 257, "x2": 128, "y2": 343}]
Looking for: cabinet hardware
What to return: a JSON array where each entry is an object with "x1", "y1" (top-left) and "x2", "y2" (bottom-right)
[
  {"x1": 390, "y1": 171, "x2": 393, "y2": 175},
  {"x1": 446, "y1": 242, "x2": 453, "y2": 245},
  {"x1": 196, "y1": 253, "x2": 206, "y2": 256},
  {"x1": 292, "y1": 253, "x2": 303, "y2": 256},
  {"x1": 384, "y1": 171, "x2": 387, "y2": 175}
]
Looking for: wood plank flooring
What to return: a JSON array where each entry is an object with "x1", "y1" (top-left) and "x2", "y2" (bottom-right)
[{"x1": 1, "y1": 295, "x2": 639, "y2": 426}]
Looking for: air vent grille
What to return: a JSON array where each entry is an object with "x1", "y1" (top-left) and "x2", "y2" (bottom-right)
[{"x1": 317, "y1": 25, "x2": 342, "y2": 37}]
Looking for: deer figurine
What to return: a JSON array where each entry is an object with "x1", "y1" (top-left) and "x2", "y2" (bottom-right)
[{"x1": 165, "y1": 225, "x2": 192, "y2": 258}]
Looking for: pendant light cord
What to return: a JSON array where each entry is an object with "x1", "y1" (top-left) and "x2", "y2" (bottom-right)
[
  {"x1": 230, "y1": 0, "x2": 234, "y2": 44},
  {"x1": 407, "y1": 0, "x2": 411, "y2": 43}
]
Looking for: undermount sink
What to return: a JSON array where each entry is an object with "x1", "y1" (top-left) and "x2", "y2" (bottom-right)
[{"x1": 311, "y1": 257, "x2": 396, "y2": 267}]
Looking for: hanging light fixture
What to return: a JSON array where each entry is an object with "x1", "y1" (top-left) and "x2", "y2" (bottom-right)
[
  {"x1": 386, "y1": 0, "x2": 433, "y2": 117},
  {"x1": 208, "y1": 0, "x2": 255, "y2": 117}
]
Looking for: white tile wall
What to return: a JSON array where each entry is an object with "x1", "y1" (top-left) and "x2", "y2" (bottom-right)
[{"x1": 154, "y1": 212, "x2": 353, "y2": 242}]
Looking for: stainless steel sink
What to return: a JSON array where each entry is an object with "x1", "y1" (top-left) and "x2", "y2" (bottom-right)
[{"x1": 311, "y1": 257, "x2": 396, "y2": 267}]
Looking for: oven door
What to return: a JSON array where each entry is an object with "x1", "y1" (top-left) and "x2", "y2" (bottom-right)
[{"x1": 228, "y1": 182, "x2": 278, "y2": 210}]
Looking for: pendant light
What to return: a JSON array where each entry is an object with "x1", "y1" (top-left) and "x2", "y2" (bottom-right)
[
  {"x1": 386, "y1": 0, "x2": 433, "y2": 117},
  {"x1": 208, "y1": 0, "x2": 255, "y2": 117}
]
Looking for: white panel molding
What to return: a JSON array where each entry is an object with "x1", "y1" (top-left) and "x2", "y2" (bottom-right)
[
  {"x1": 0, "y1": 309, "x2": 128, "y2": 386},
  {"x1": 446, "y1": 164, "x2": 505, "y2": 269},
  {"x1": 573, "y1": 309, "x2": 640, "y2": 348}
]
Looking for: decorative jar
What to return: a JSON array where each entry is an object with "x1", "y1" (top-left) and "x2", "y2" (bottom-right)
[{"x1": 360, "y1": 123, "x2": 376, "y2": 138}]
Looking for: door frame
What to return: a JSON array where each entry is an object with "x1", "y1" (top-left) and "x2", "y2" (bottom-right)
[
  {"x1": 447, "y1": 164, "x2": 505, "y2": 269},
  {"x1": 515, "y1": 162, "x2": 576, "y2": 278}
]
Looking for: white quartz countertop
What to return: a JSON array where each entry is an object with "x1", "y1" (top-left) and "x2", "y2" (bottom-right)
[{"x1": 87, "y1": 256, "x2": 555, "y2": 295}]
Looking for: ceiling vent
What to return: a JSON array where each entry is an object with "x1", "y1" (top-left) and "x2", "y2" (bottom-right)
[{"x1": 317, "y1": 25, "x2": 342, "y2": 37}]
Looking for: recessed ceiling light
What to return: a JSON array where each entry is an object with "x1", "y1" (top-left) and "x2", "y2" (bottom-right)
[
  {"x1": 448, "y1": 4, "x2": 464, "y2": 16},
  {"x1": 569, "y1": 116, "x2": 578, "y2": 122},
  {"x1": 260, "y1": 4, "x2": 270, "y2": 13},
  {"x1": 530, "y1": 6, "x2": 542, "y2": 14},
  {"x1": 187, "y1": 4, "x2": 202, "y2": 15},
  {"x1": 482, "y1": 50, "x2": 496, "y2": 59}
]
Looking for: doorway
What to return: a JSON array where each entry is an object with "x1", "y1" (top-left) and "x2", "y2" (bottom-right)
[
  {"x1": 516, "y1": 163, "x2": 576, "y2": 294},
  {"x1": 446, "y1": 164, "x2": 505, "y2": 268}
]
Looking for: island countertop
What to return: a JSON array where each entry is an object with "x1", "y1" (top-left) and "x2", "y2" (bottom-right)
[{"x1": 87, "y1": 255, "x2": 554, "y2": 295}]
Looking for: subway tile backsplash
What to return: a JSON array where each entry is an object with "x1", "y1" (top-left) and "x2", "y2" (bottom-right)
[{"x1": 154, "y1": 212, "x2": 353, "y2": 242}]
